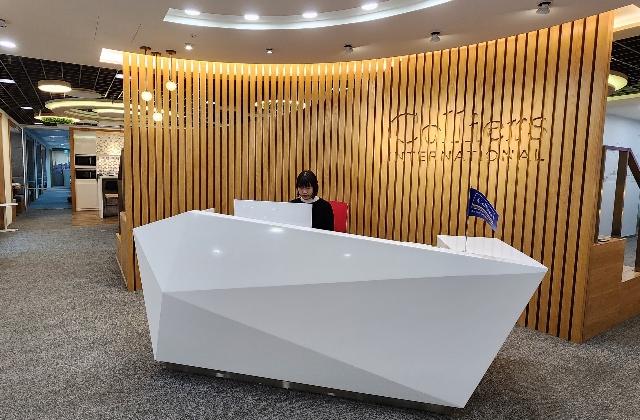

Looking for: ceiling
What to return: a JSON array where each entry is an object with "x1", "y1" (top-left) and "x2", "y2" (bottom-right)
[
  {"x1": 0, "y1": 54, "x2": 122, "y2": 125},
  {"x1": 24, "y1": 128, "x2": 70, "y2": 150},
  {"x1": 0, "y1": 1, "x2": 639, "y2": 127},
  {"x1": 0, "y1": 0, "x2": 635, "y2": 67},
  {"x1": 611, "y1": 34, "x2": 640, "y2": 97}
]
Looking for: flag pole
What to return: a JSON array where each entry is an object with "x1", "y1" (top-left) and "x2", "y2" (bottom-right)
[
  {"x1": 464, "y1": 212, "x2": 469, "y2": 252},
  {"x1": 464, "y1": 193, "x2": 470, "y2": 252}
]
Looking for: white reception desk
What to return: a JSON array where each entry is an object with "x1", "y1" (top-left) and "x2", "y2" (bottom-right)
[{"x1": 133, "y1": 211, "x2": 547, "y2": 410}]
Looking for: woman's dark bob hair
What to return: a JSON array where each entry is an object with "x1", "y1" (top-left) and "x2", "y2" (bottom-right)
[{"x1": 296, "y1": 170, "x2": 319, "y2": 197}]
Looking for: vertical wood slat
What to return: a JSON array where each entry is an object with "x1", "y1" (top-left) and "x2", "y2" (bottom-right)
[
  {"x1": 120, "y1": 15, "x2": 614, "y2": 341},
  {"x1": 234, "y1": 65, "x2": 243, "y2": 206},
  {"x1": 163, "y1": 57, "x2": 171, "y2": 218},
  {"x1": 155, "y1": 55, "x2": 164, "y2": 221},
  {"x1": 201, "y1": 62, "x2": 208, "y2": 209},
  {"x1": 525, "y1": 28, "x2": 550, "y2": 329},
  {"x1": 186, "y1": 60, "x2": 194, "y2": 212},
  {"x1": 192, "y1": 60, "x2": 200, "y2": 210}
]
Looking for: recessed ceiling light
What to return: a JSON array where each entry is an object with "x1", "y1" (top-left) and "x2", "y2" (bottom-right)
[
  {"x1": 100, "y1": 48, "x2": 124, "y2": 65},
  {"x1": 303, "y1": 11, "x2": 318, "y2": 19},
  {"x1": 0, "y1": 40, "x2": 16, "y2": 48},
  {"x1": 184, "y1": 43, "x2": 194, "y2": 50},
  {"x1": 21, "y1": 106, "x2": 33, "y2": 110},
  {"x1": 430, "y1": 31, "x2": 441, "y2": 43},
  {"x1": 344, "y1": 44, "x2": 354, "y2": 54},
  {"x1": 115, "y1": 73, "x2": 124, "y2": 79},
  {"x1": 361, "y1": 3, "x2": 378, "y2": 11},
  {"x1": 244, "y1": 14, "x2": 260, "y2": 21},
  {"x1": 185, "y1": 9, "x2": 201, "y2": 16},
  {"x1": 266, "y1": 48, "x2": 273, "y2": 54},
  {"x1": 0, "y1": 78, "x2": 15, "y2": 84}
]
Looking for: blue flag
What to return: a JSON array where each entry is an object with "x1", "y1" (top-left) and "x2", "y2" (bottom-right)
[{"x1": 467, "y1": 188, "x2": 499, "y2": 232}]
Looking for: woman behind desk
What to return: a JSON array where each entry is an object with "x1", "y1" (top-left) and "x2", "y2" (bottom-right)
[{"x1": 290, "y1": 170, "x2": 334, "y2": 231}]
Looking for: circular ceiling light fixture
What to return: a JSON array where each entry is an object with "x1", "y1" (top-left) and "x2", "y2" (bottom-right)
[
  {"x1": 536, "y1": 1, "x2": 551, "y2": 15},
  {"x1": 266, "y1": 48, "x2": 273, "y2": 54},
  {"x1": 430, "y1": 31, "x2": 441, "y2": 42},
  {"x1": 38, "y1": 80, "x2": 72, "y2": 93},
  {"x1": 153, "y1": 111, "x2": 163, "y2": 122},
  {"x1": 185, "y1": 9, "x2": 201, "y2": 16},
  {"x1": 68, "y1": 88, "x2": 101, "y2": 99},
  {"x1": 184, "y1": 43, "x2": 194, "y2": 50},
  {"x1": 0, "y1": 40, "x2": 16, "y2": 48},
  {"x1": 166, "y1": 0, "x2": 455, "y2": 30},
  {"x1": 608, "y1": 71, "x2": 628, "y2": 96}
]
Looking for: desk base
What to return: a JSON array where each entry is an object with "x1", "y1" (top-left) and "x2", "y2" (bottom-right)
[{"x1": 165, "y1": 362, "x2": 454, "y2": 414}]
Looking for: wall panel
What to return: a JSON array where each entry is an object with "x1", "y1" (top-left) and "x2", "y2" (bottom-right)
[{"x1": 121, "y1": 14, "x2": 613, "y2": 342}]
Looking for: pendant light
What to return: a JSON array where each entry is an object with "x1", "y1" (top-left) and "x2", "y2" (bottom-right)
[
  {"x1": 38, "y1": 63, "x2": 72, "y2": 93},
  {"x1": 140, "y1": 46, "x2": 153, "y2": 102},
  {"x1": 151, "y1": 51, "x2": 163, "y2": 123},
  {"x1": 165, "y1": 50, "x2": 177, "y2": 91}
]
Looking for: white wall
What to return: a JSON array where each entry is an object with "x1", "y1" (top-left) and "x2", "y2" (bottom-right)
[
  {"x1": 600, "y1": 114, "x2": 640, "y2": 237},
  {"x1": 1, "y1": 112, "x2": 14, "y2": 225}
]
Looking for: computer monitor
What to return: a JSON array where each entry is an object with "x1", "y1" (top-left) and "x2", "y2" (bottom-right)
[{"x1": 234, "y1": 199, "x2": 312, "y2": 228}]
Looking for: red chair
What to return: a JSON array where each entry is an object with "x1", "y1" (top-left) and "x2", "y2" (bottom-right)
[{"x1": 329, "y1": 201, "x2": 349, "y2": 233}]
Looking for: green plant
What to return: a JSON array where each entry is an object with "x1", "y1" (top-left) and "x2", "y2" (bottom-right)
[{"x1": 38, "y1": 116, "x2": 76, "y2": 125}]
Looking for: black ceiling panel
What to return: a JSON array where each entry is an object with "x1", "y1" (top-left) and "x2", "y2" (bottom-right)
[
  {"x1": 0, "y1": 54, "x2": 122, "y2": 125},
  {"x1": 611, "y1": 35, "x2": 640, "y2": 97}
]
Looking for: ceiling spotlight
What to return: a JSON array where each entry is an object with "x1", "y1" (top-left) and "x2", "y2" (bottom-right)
[
  {"x1": 0, "y1": 40, "x2": 16, "y2": 48},
  {"x1": 266, "y1": 48, "x2": 273, "y2": 54},
  {"x1": 344, "y1": 44, "x2": 354, "y2": 54},
  {"x1": 430, "y1": 31, "x2": 441, "y2": 43},
  {"x1": 153, "y1": 111, "x2": 163, "y2": 122},
  {"x1": 0, "y1": 19, "x2": 6, "y2": 28},
  {"x1": 361, "y1": 3, "x2": 378, "y2": 11},
  {"x1": 536, "y1": 1, "x2": 551, "y2": 15},
  {"x1": 184, "y1": 43, "x2": 194, "y2": 50},
  {"x1": 38, "y1": 80, "x2": 72, "y2": 93},
  {"x1": 185, "y1": 9, "x2": 201, "y2": 16},
  {"x1": 21, "y1": 106, "x2": 33, "y2": 110},
  {"x1": 303, "y1": 11, "x2": 318, "y2": 19},
  {"x1": 244, "y1": 14, "x2": 260, "y2": 21},
  {"x1": 141, "y1": 90, "x2": 153, "y2": 101}
]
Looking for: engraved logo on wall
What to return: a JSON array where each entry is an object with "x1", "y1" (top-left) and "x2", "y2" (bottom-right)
[{"x1": 388, "y1": 111, "x2": 549, "y2": 163}]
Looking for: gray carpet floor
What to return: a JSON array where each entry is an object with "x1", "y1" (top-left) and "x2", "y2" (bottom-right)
[
  {"x1": 1, "y1": 209, "x2": 639, "y2": 419},
  {"x1": 28, "y1": 187, "x2": 72, "y2": 209}
]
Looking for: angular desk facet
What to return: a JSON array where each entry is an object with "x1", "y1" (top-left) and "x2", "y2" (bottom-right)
[{"x1": 134, "y1": 211, "x2": 547, "y2": 409}]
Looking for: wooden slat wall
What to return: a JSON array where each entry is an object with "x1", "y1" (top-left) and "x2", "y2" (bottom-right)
[{"x1": 121, "y1": 14, "x2": 613, "y2": 342}]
